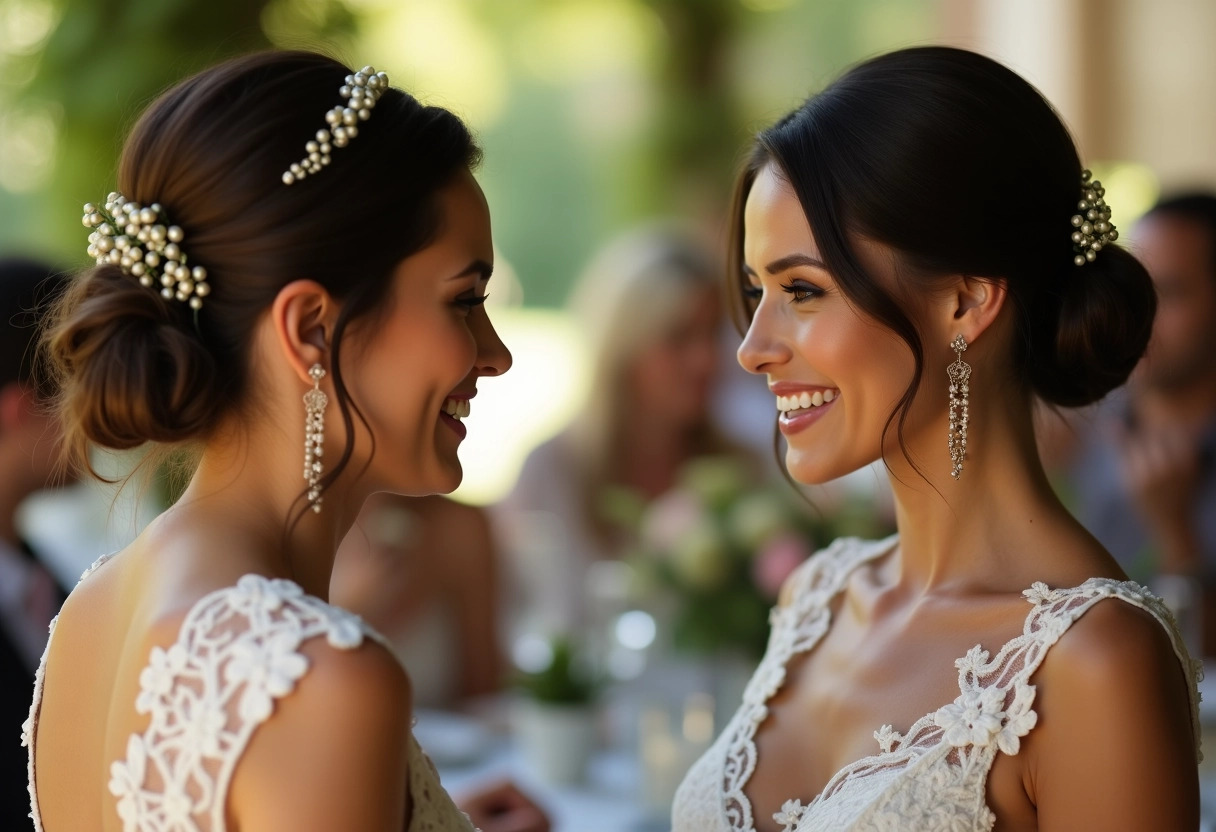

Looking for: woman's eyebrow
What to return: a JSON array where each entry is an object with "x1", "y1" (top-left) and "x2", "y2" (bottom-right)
[
  {"x1": 764, "y1": 253, "x2": 827, "y2": 274},
  {"x1": 447, "y1": 258, "x2": 494, "y2": 282}
]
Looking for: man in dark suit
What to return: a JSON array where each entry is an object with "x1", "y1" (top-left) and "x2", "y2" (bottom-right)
[{"x1": 0, "y1": 258, "x2": 70, "y2": 830}]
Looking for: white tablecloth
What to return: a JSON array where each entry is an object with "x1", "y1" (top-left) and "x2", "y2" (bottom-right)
[{"x1": 434, "y1": 740, "x2": 660, "y2": 832}]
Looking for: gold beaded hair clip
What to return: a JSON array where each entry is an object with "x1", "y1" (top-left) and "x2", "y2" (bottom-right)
[
  {"x1": 281, "y1": 65, "x2": 389, "y2": 186},
  {"x1": 1070, "y1": 170, "x2": 1118, "y2": 267},
  {"x1": 82, "y1": 193, "x2": 211, "y2": 309}
]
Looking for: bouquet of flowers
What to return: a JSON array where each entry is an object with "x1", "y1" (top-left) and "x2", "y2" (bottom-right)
[{"x1": 610, "y1": 456, "x2": 887, "y2": 658}]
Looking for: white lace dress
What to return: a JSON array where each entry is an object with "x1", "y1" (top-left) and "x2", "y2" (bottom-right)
[
  {"x1": 672, "y1": 536, "x2": 1203, "y2": 832},
  {"x1": 23, "y1": 554, "x2": 478, "y2": 832}
]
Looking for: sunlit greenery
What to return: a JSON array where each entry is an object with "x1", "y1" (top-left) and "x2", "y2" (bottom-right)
[{"x1": 1, "y1": 0, "x2": 938, "y2": 305}]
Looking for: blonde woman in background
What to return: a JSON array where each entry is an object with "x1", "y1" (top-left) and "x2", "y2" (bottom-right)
[{"x1": 495, "y1": 227, "x2": 753, "y2": 635}]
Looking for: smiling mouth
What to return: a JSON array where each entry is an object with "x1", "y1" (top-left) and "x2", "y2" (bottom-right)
[
  {"x1": 441, "y1": 397, "x2": 471, "y2": 420},
  {"x1": 775, "y1": 389, "x2": 838, "y2": 416}
]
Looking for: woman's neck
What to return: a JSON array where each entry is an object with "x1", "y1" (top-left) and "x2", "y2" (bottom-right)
[
  {"x1": 883, "y1": 391, "x2": 1081, "y2": 596},
  {"x1": 167, "y1": 419, "x2": 362, "y2": 600}
]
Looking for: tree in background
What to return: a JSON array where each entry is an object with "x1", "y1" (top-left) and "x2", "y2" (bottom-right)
[{"x1": 1, "y1": 0, "x2": 935, "y2": 306}]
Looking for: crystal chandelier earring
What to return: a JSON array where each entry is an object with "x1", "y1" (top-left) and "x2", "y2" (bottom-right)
[
  {"x1": 947, "y1": 335, "x2": 971, "y2": 480},
  {"x1": 303, "y1": 364, "x2": 328, "y2": 513}
]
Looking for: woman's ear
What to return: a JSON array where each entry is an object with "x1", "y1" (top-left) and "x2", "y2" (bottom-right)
[
  {"x1": 948, "y1": 275, "x2": 1007, "y2": 344},
  {"x1": 270, "y1": 280, "x2": 338, "y2": 385}
]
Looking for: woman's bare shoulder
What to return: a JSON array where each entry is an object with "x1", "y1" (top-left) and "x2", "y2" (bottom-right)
[
  {"x1": 1021, "y1": 593, "x2": 1199, "y2": 830},
  {"x1": 229, "y1": 635, "x2": 414, "y2": 831}
]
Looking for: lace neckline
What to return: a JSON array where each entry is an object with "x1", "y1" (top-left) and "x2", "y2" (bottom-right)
[
  {"x1": 720, "y1": 537, "x2": 1196, "y2": 832},
  {"x1": 722, "y1": 537, "x2": 893, "y2": 830}
]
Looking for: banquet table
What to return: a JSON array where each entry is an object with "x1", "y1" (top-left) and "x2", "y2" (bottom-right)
[{"x1": 421, "y1": 710, "x2": 661, "y2": 832}]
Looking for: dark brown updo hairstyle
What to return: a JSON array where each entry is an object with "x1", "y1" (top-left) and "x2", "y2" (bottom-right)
[
  {"x1": 43, "y1": 51, "x2": 481, "y2": 508},
  {"x1": 729, "y1": 46, "x2": 1156, "y2": 459}
]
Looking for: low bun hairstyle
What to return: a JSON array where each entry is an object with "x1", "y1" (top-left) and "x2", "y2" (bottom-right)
[
  {"x1": 729, "y1": 47, "x2": 1155, "y2": 426},
  {"x1": 44, "y1": 51, "x2": 480, "y2": 494},
  {"x1": 1027, "y1": 244, "x2": 1156, "y2": 407},
  {"x1": 52, "y1": 264, "x2": 218, "y2": 449}
]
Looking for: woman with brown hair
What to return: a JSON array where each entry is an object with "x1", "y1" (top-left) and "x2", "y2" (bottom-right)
[{"x1": 25, "y1": 52, "x2": 545, "y2": 831}]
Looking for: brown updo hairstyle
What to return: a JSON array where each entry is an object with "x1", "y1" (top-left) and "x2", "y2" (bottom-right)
[
  {"x1": 43, "y1": 51, "x2": 481, "y2": 510},
  {"x1": 728, "y1": 46, "x2": 1156, "y2": 467}
]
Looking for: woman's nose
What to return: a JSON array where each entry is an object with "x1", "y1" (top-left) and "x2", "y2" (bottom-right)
[{"x1": 736, "y1": 299, "x2": 789, "y2": 375}]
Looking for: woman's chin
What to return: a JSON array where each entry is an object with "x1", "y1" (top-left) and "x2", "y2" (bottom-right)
[
  {"x1": 785, "y1": 451, "x2": 872, "y2": 487},
  {"x1": 372, "y1": 459, "x2": 462, "y2": 498},
  {"x1": 428, "y1": 458, "x2": 463, "y2": 494}
]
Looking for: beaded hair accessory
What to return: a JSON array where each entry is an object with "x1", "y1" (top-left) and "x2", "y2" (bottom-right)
[
  {"x1": 1070, "y1": 170, "x2": 1118, "y2": 266},
  {"x1": 82, "y1": 193, "x2": 210, "y2": 309},
  {"x1": 281, "y1": 65, "x2": 389, "y2": 185}
]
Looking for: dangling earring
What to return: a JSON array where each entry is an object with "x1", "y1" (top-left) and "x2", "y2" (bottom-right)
[
  {"x1": 303, "y1": 363, "x2": 327, "y2": 513},
  {"x1": 947, "y1": 335, "x2": 970, "y2": 480}
]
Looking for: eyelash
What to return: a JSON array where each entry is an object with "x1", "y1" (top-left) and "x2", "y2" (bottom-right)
[
  {"x1": 455, "y1": 294, "x2": 489, "y2": 311},
  {"x1": 781, "y1": 281, "x2": 824, "y2": 304},
  {"x1": 742, "y1": 282, "x2": 824, "y2": 304}
]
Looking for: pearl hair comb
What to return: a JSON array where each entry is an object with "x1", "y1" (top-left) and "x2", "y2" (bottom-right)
[
  {"x1": 82, "y1": 193, "x2": 210, "y2": 309},
  {"x1": 281, "y1": 65, "x2": 389, "y2": 185},
  {"x1": 1070, "y1": 170, "x2": 1118, "y2": 267}
]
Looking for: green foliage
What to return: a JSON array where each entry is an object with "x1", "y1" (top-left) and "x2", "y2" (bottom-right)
[
  {"x1": 515, "y1": 636, "x2": 598, "y2": 705},
  {"x1": 1, "y1": 0, "x2": 275, "y2": 261},
  {"x1": 0, "y1": 0, "x2": 937, "y2": 306}
]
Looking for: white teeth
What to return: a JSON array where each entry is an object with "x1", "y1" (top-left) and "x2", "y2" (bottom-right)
[
  {"x1": 442, "y1": 398, "x2": 471, "y2": 419},
  {"x1": 775, "y1": 390, "x2": 839, "y2": 414}
]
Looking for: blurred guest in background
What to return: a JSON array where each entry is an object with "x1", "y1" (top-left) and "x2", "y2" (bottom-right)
[
  {"x1": 332, "y1": 493, "x2": 503, "y2": 707},
  {"x1": 1058, "y1": 192, "x2": 1216, "y2": 647},
  {"x1": 495, "y1": 227, "x2": 753, "y2": 633},
  {"x1": 0, "y1": 257, "x2": 69, "y2": 831}
]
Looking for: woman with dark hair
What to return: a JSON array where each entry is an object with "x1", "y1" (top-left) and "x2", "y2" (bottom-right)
[
  {"x1": 24, "y1": 52, "x2": 546, "y2": 831},
  {"x1": 672, "y1": 47, "x2": 1200, "y2": 831}
]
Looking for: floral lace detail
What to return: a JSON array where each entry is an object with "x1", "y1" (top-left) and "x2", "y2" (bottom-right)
[
  {"x1": 685, "y1": 536, "x2": 897, "y2": 832},
  {"x1": 26, "y1": 559, "x2": 476, "y2": 832},
  {"x1": 933, "y1": 682, "x2": 1037, "y2": 755},
  {"x1": 670, "y1": 537, "x2": 1203, "y2": 832},
  {"x1": 773, "y1": 798, "x2": 806, "y2": 831},
  {"x1": 872, "y1": 725, "x2": 900, "y2": 754},
  {"x1": 408, "y1": 735, "x2": 480, "y2": 831}
]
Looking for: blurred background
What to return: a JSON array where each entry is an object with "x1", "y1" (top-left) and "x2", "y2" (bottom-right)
[
  {"x1": 2, "y1": 1, "x2": 1215, "y2": 829},
  {"x1": 3, "y1": 0, "x2": 1214, "y2": 503}
]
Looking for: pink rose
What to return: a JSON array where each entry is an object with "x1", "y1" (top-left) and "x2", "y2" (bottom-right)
[
  {"x1": 752, "y1": 534, "x2": 812, "y2": 598},
  {"x1": 641, "y1": 490, "x2": 707, "y2": 554}
]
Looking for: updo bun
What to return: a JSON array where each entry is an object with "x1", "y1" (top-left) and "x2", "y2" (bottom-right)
[
  {"x1": 1027, "y1": 246, "x2": 1156, "y2": 408},
  {"x1": 42, "y1": 51, "x2": 479, "y2": 486},
  {"x1": 47, "y1": 264, "x2": 220, "y2": 453}
]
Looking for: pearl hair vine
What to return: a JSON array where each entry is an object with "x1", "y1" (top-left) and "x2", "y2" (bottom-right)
[
  {"x1": 82, "y1": 193, "x2": 211, "y2": 310},
  {"x1": 1070, "y1": 170, "x2": 1118, "y2": 267},
  {"x1": 281, "y1": 65, "x2": 389, "y2": 185}
]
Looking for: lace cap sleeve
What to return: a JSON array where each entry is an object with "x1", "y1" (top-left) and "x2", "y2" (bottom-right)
[{"x1": 104, "y1": 575, "x2": 376, "y2": 831}]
